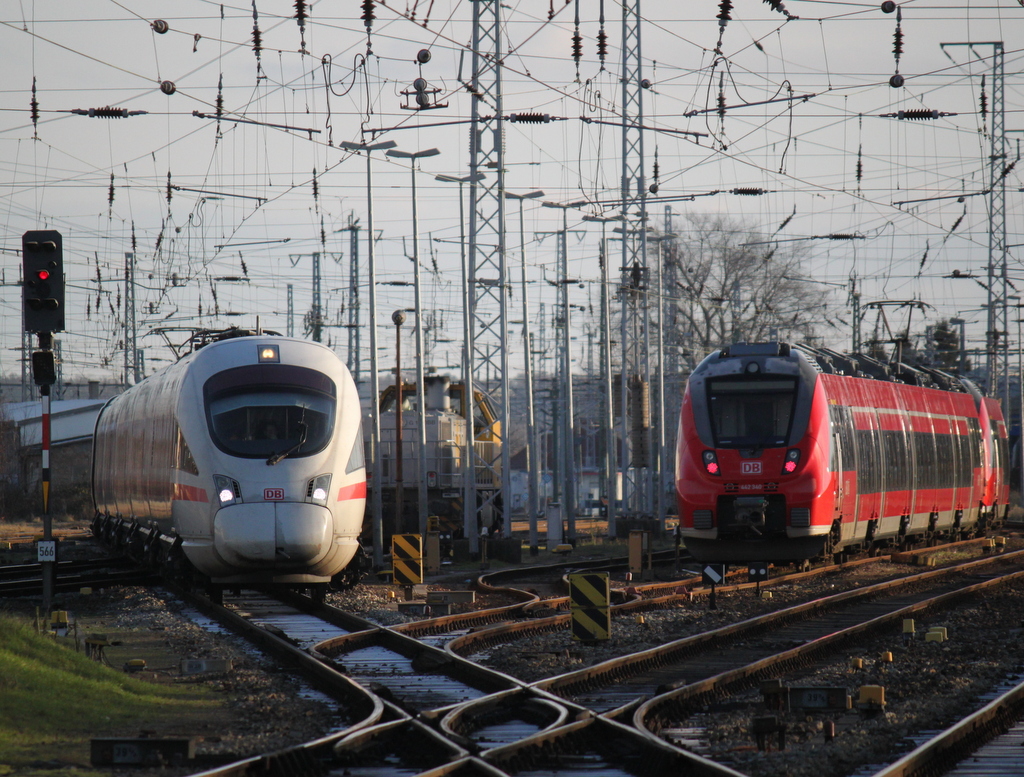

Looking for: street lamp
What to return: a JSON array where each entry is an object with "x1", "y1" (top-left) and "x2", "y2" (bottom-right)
[
  {"x1": 507, "y1": 190, "x2": 544, "y2": 554},
  {"x1": 542, "y1": 200, "x2": 577, "y2": 544},
  {"x1": 435, "y1": 172, "x2": 485, "y2": 546},
  {"x1": 392, "y1": 309, "x2": 407, "y2": 533},
  {"x1": 583, "y1": 213, "x2": 624, "y2": 539},
  {"x1": 340, "y1": 138, "x2": 396, "y2": 567},
  {"x1": 387, "y1": 147, "x2": 440, "y2": 537}
]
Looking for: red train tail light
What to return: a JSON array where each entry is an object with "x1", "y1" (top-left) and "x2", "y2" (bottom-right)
[
  {"x1": 782, "y1": 448, "x2": 800, "y2": 474},
  {"x1": 702, "y1": 450, "x2": 720, "y2": 475}
]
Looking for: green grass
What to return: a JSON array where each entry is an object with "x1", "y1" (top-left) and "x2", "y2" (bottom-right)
[{"x1": 0, "y1": 613, "x2": 219, "y2": 775}]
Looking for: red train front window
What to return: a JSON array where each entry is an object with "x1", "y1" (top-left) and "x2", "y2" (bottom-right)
[{"x1": 707, "y1": 377, "x2": 798, "y2": 448}]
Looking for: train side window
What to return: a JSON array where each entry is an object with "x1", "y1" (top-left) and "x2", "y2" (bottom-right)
[
  {"x1": 174, "y1": 425, "x2": 199, "y2": 475},
  {"x1": 346, "y1": 430, "x2": 365, "y2": 474}
]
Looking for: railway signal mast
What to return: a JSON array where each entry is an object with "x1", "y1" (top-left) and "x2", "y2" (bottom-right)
[{"x1": 22, "y1": 229, "x2": 65, "y2": 613}]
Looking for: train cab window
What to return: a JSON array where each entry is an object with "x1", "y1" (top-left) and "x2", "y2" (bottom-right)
[
  {"x1": 707, "y1": 377, "x2": 797, "y2": 448},
  {"x1": 204, "y1": 365, "x2": 336, "y2": 458}
]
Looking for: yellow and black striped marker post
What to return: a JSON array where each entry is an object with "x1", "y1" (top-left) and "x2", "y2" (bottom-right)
[
  {"x1": 569, "y1": 572, "x2": 611, "y2": 641},
  {"x1": 391, "y1": 534, "x2": 423, "y2": 587}
]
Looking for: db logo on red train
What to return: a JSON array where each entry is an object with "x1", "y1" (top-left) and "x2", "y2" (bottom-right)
[
  {"x1": 741, "y1": 461, "x2": 762, "y2": 475},
  {"x1": 264, "y1": 488, "x2": 285, "y2": 500}
]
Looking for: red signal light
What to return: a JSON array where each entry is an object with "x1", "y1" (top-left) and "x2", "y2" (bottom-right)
[
  {"x1": 36, "y1": 269, "x2": 50, "y2": 281},
  {"x1": 706, "y1": 461, "x2": 720, "y2": 475},
  {"x1": 781, "y1": 448, "x2": 801, "y2": 474}
]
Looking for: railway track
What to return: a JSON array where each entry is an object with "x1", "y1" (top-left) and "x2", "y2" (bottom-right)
[
  {"x1": 162, "y1": 581, "x2": 740, "y2": 777},
  {"x1": 0, "y1": 556, "x2": 157, "y2": 596},
  {"x1": 8, "y1": 531, "x2": 1021, "y2": 776},
  {"x1": 866, "y1": 675, "x2": 1024, "y2": 777}
]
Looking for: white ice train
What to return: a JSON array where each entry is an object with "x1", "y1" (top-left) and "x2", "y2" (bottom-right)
[{"x1": 91, "y1": 330, "x2": 367, "y2": 595}]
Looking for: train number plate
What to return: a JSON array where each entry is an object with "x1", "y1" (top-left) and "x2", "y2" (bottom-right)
[
  {"x1": 264, "y1": 488, "x2": 285, "y2": 500},
  {"x1": 741, "y1": 461, "x2": 762, "y2": 474}
]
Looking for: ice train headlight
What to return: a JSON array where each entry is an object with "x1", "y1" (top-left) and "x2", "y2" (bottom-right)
[
  {"x1": 214, "y1": 475, "x2": 242, "y2": 506},
  {"x1": 305, "y1": 474, "x2": 331, "y2": 506},
  {"x1": 782, "y1": 448, "x2": 801, "y2": 474}
]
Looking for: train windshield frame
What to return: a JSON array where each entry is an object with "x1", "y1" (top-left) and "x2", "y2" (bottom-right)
[
  {"x1": 204, "y1": 364, "x2": 336, "y2": 459},
  {"x1": 707, "y1": 376, "x2": 798, "y2": 448}
]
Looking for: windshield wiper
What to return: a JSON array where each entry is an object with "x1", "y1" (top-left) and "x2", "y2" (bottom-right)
[{"x1": 266, "y1": 422, "x2": 307, "y2": 466}]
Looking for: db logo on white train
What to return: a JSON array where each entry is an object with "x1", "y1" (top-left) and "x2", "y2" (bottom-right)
[
  {"x1": 741, "y1": 461, "x2": 762, "y2": 475},
  {"x1": 264, "y1": 488, "x2": 285, "y2": 500}
]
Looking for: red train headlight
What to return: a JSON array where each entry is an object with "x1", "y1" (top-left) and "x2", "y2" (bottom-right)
[
  {"x1": 782, "y1": 448, "x2": 800, "y2": 474},
  {"x1": 702, "y1": 450, "x2": 720, "y2": 475}
]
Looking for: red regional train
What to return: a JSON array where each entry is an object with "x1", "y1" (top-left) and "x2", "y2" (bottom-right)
[{"x1": 676, "y1": 342, "x2": 1010, "y2": 564}]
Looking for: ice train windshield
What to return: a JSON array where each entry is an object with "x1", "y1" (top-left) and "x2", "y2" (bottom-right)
[{"x1": 204, "y1": 365, "x2": 336, "y2": 458}]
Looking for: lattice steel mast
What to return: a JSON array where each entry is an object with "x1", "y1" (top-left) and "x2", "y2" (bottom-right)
[
  {"x1": 465, "y1": 0, "x2": 509, "y2": 551},
  {"x1": 618, "y1": 0, "x2": 652, "y2": 518},
  {"x1": 942, "y1": 42, "x2": 1006, "y2": 402}
]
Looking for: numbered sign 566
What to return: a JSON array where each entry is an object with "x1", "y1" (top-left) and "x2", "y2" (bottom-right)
[{"x1": 37, "y1": 540, "x2": 56, "y2": 563}]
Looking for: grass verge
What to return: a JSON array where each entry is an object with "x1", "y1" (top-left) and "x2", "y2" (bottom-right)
[{"x1": 0, "y1": 612, "x2": 221, "y2": 776}]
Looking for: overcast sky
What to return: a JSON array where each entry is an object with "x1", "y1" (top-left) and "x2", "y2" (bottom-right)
[{"x1": 2, "y1": 1, "x2": 1022, "y2": 386}]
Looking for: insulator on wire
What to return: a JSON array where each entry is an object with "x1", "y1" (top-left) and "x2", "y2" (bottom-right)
[
  {"x1": 509, "y1": 113, "x2": 552, "y2": 123},
  {"x1": 108, "y1": 174, "x2": 115, "y2": 207},
  {"x1": 30, "y1": 77, "x2": 39, "y2": 136},
  {"x1": 889, "y1": 7, "x2": 904, "y2": 88},
  {"x1": 151, "y1": 19, "x2": 169, "y2": 34},
  {"x1": 71, "y1": 106, "x2": 147, "y2": 118},
  {"x1": 312, "y1": 169, "x2": 319, "y2": 201},
  {"x1": 979, "y1": 75, "x2": 988, "y2": 119},
  {"x1": 362, "y1": 0, "x2": 375, "y2": 29},
  {"x1": 160, "y1": 80, "x2": 176, "y2": 95},
  {"x1": 597, "y1": 27, "x2": 608, "y2": 64},
  {"x1": 880, "y1": 109, "x2": 955, "y2": 120},
  {"x1": 763, "y1": 0, "x2": 796, "y2": 20},
  {"x1": 717, "y1": 0, "x2": 733, "y2": 25},
  {"x1": 216, "y1": 74, "x2": 224, "y2": 119},
  {"x1": 131, "y1": 222, "x2": 137, "y2": 254},
  {"x1": 251, "y1": 1, "x2": 263, "y2": 72},
  {"x1": 856, "y1": 144, "x2": 863, "y2": 186},
  {"x1": 570, "y1": 0, "x2": 582, "y2": 78},
  {"x1": 166, "y1": 171, "x2": 172, "y2": 205},
  {"x1": 717, "y1": 73, "x2": 726, "y2": 119},
  {"x1": 731, "y1": 187, "x2": 767, "y2": 195},
  {"x1": 295, "y1": 0, "x2": 308, "y2": 53},
  {"x1": 827, "y1": 233, "x2": 860, "y2": 240}
]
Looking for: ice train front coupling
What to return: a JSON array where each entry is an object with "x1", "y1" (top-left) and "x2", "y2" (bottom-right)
[
  {"x1": 676, "y1": 342, "x2": 1009, "y2": 564},
  {"x1": 92, "y1": 332, "x2": 367, "y2": 590}
]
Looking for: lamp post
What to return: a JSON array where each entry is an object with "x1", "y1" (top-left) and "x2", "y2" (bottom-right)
[
  {"x1": 507, "y1": 189, "x2": 544, "y2": 554},
  {"x1": 388, "y1": 147, "x2": 440, "y2": 537},
  {"x1": 340, "y1": 138, "x2": 396, "y2": 567},
  {"x1": 584, "y1": 214, "x2": 623, "y2": 539},
  {"x1": 647, "y1": 230, "x2": 675, "y2": 532},
  {"x1": 392, "y1": 309, "x2": 407, "y2": 532},
  {"x1": 542, "y1": 200, "x2": 577, "y2": 544},
  {"x1": 435, "y1": 172, "x2": 486, "y2": 546}
]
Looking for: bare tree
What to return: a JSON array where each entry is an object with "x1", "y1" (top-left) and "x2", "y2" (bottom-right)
[{"x1": 663, "y1": 213, "x2": 830, "y2": 357}]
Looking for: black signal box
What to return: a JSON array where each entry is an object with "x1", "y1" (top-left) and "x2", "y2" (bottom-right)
[{"x1": 22, "y1": 230, "x2": 65, "y2": 333}]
